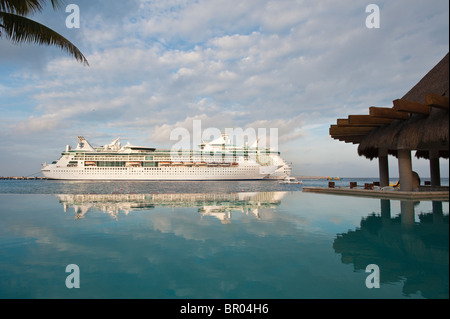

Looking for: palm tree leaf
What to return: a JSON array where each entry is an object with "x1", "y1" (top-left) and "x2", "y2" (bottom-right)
[
  {"x1": 49, "y1": 0, "x2": 65, "y2": 10},
  {"x1": 1, "y1": 0, "x2": 43, "y2": 15},
  {"x1": 0, "y1": 0, "x2": 65, "y2": 15},
  {"x1": 0, "y1": 11, "x2": 88, "y2": 65}
]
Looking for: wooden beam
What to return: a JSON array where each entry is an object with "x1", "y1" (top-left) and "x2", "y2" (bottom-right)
[
  {"x1": 337, "y1": 118, "x2": 349, "y2": 126},
  {"x1": 334, "y1": 134, "x2": 365, "y2": 139},
  {"x1": 425, "y1": 93, "x2": 449, "y2": 109},
  {"x1": 369, "y1": 107, "x2": 410, "y2": 120},
  {"x1": 332, "y1": 135, "x2": 365, "y2": 144},
  {"x1": 393, "y1": 99, "x2": 430, "y2": 115},
  {"x1": 337, "y1": 121, "x2": 379, "y2": 127},
  {"x1": 341, "y1": 137, "x2": 364, "y2": 143},
  {"x1": 337, "y1": 123, "x2": 381, "y2": 127},
  {"x1": 329, "y1": 125, "x2": 375, "y2": 136},
  {"x1": 348, "y1": 115, "x2": 393, "y2": 125}
]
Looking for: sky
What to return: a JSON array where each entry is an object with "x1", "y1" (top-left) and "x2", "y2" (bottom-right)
[{"x1": 0, "y1": 0, "x2": 449, "y2": 177}]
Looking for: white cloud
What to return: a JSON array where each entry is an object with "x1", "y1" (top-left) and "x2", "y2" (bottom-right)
[{"x1": 0, "y1": 0, "x2": 448, "y2": 176}]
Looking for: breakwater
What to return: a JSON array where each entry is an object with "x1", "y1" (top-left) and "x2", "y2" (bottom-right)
[{"x1": 0, "y1": 176, "x2": 48, "y2": 180}]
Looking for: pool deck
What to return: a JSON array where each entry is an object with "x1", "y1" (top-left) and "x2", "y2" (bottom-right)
[{"x1": 303, "y1": 186, "x2": 449, "y2": 200}]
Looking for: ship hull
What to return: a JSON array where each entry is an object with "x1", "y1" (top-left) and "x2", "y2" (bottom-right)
[{"x1": 41, "y1": 165, "x2": 275, "y2": 180}]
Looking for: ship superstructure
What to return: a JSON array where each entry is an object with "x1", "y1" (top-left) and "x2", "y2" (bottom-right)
[{"x1": 41, "y1": 135, "x2": 292, "y2": 180}]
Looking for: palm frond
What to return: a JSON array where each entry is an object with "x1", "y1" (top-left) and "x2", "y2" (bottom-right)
[
  {"x1": 50, "y1": 0, "x2": 65, "y2": 10},
  {"x1": 0, "y1": 11, "x2": 89, "y2": 66},
  {"x1": 1, "y1": 0, "x2": 42, "y2": 15},
  {"x1": 0, "y1": 0, "x2": 65, "y2": 15}
]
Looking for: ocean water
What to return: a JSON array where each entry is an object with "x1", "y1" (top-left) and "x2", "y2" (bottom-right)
[
  {"x1": 1, "y1": 177, "x2": 447, "y2": 194},
  {"x1": 0, "y1": 179, "x2": 448, "y2": 299}
]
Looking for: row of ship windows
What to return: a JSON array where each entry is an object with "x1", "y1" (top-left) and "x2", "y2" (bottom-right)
[
  {"x1": 72, "y1": 157, "x2": 270, "y2": 163},
  {"x1": 75, "y1": 155, "x2": 262, "y2": 160},
  {"x1": 84, "y1": 167, "x2": 255, "y2": 171},
  {"x1": 54, "y1": 167, "x2": 256, "y2": 173},
  {"x1": 53, "y1": 171, "x2": 254, "y2": 175}
]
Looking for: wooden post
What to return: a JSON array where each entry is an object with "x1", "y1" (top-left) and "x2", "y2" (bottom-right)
[
  {"x1": 400, "y1": 200, "x2": 415, "y2": 228},
  {"x1": 380, "y1": 199, "x2": 391, "y2": 225},
  {"x1": 378, "y1": 148, "x2": 389, "y2": 187},
  {"x1": 432, "y1": 201, "x2": 443, "y2": 224},
  {"x1": 429, "y1": 150, "x2": 441, "y2": 187},
  {"x1": 397, "y1": 149, "x2": 413, "y2": 191}
]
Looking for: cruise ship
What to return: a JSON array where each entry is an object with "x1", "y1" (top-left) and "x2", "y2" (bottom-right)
[{"x1": 41, "y1": 135, "x2": 292, "y2": 180}]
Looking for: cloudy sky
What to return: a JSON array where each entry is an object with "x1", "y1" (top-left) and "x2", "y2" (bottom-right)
[{"x1": 0, "y1": 0, "x2": 449, "y2": 177}]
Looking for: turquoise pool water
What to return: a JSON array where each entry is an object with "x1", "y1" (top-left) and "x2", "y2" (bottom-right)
[{"x1": 0, "y1": 188, "x2": 447, "y2": 299}]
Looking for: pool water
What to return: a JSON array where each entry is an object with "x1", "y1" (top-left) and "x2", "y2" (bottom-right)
[{"x1": 0, "y1": 188, "x2": 447, "y2": 299}]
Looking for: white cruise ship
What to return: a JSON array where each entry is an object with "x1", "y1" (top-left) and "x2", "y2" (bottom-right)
[{"x1": 41, "y1": 135, "x2": 292, "y2": 180}]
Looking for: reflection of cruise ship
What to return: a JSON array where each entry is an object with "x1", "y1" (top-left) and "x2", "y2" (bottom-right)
[
  {"x1": 42, "y1": 135, "x2": 292, "y2": 180},
  {"x1": 57, "y1": 192, "x2": 287, "y2": 222}
]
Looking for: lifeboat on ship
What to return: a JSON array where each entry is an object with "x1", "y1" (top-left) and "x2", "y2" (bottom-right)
[
  {"x1": 171, "y1": 162, "x2": 183, "y2": 166},
  {"x1": 207, "y1": 162, "x2": 218, "y2": 167},
  {"x1": 125, "y1": 161, "x2": 142, "y2": 167},
  {"x1": 84, "y1": 161, "x2": 97, "y2": 166},
  {"x1": 159, "y1": 161, "x2": 171, "y2": 166},
  {"x1": 195, "y1": 162, "x2": 207, "y2": 166}
]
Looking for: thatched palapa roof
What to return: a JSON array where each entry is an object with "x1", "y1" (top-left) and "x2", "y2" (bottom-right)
[
  {"x1": 402, "y1": 53, "x2": 449, "y2": 103},
  {"x1": 350, "y1": 53, "x2": 449, "y2": 160}
]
